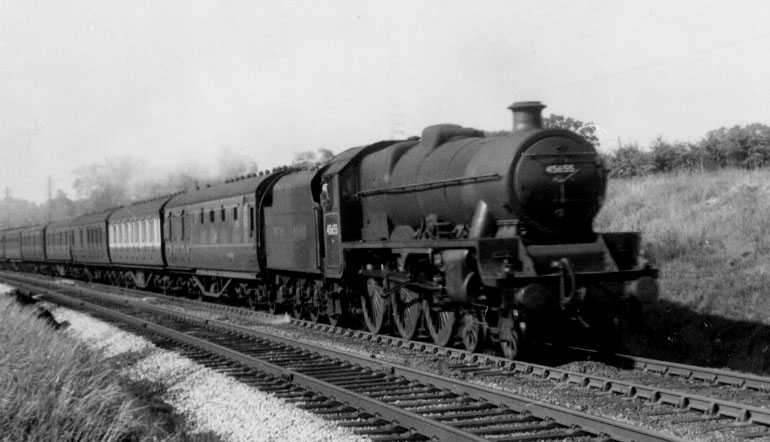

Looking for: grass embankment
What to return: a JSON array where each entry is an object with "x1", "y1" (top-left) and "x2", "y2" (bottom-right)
[
  {"x1": 0, "y1": 289, "x2": 212, "y2": 441},
  {"x1": 596, "y1": 168, "x2": 770, "y2": 370}
]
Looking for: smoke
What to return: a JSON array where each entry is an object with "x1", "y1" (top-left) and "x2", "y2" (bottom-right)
[
  {"x1": 0, "y1": 145, "x2": 336, "y2": 229},
  {"x1": 71, "y1": 146, "x2": 263, "y2": 212}
]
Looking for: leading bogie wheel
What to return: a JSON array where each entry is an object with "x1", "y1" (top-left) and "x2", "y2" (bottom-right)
[
  {"x1": 500, "y1": 329, "x2": 520, "y2": 360},
  {"x1": 460, "y1": 312, "x2": 483, "y2": 353}
]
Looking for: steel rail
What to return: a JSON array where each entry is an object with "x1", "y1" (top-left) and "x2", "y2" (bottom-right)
[
  {"x1": 80, "y1": 275, "x2": 770, "y2": 394},
  {"x1": 4, "y1": 270, "x2": 770, "y2": 398},
  {"x1": 569, "y1": 346, "x2": 770, "y2": 392},
  {"x1": 4, "y1": 273, "x2": 685, "y2": 442},
  {"x1": 31, "y1": 287, "x2": 484, "y2": 442}
]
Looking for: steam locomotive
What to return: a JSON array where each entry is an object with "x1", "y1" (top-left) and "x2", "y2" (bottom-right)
[{"x1": 0, "y1": 101, "x2": 658, "y2": 359}]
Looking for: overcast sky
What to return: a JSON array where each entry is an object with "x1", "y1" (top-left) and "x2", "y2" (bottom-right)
[{"x1": 2, "y1": 0, "x2": 770, "y2": 202}]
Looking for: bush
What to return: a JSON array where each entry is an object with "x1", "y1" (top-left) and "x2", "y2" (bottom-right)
[{"x1": 603, "y1": 124, "x2": 770, "y2": 178}]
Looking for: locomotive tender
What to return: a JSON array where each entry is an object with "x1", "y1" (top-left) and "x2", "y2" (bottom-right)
[{"x1": 0, "y1": 101, "x2": 658, "y2": 358}]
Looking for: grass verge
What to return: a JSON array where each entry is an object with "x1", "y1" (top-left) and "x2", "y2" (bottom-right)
[
  {"x1": 596, "y1": 168, "x2": 770, "y2": 371},
  {"x1": 0, "y1": 289, "x2": 219, "y2": 442},
  {"x1": 597, "y1": 168, "x2": 770, "y2": 322}
]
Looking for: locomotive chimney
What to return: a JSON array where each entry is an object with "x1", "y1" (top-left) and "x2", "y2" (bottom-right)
[{"x1": 508, "y1": 101, "x2": 546, "y2": 132}]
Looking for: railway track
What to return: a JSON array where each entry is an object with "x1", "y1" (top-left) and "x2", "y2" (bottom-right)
[
  {"x1": 6, "y1": 272, "x2": 770, "y2": 438},
  {"x1": 7, "y1": 272, "x2": 765, "y2": 395},
  {"x1": 2, "y1": 272, "x2": 684, "y2": 442}
]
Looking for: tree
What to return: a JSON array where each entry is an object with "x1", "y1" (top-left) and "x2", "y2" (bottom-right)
[
  {"x1": 650, "y1": 135, "x2": 698, "y2": 172},
  {"x1": 543, "y1": 114, "x2": 600, "y2": 148},
  {"x1": 699, "y1": 124, "x2": 770, "y2": 169},
  {"x1": 72, "y1": 157, "x2": 137, "y2": 211}
]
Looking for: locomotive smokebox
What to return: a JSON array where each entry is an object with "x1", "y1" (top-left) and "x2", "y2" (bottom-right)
[{"x1": 508, "y1": 101, "x2": 546, "y2": 132}]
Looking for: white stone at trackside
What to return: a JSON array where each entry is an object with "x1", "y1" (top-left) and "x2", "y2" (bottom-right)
[{"x1": 48, "y1": 305, "x2": 368, "y2": 442}]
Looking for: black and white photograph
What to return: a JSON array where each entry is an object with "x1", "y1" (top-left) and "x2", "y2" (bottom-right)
[{"x1": 2, "y1": 1, "x2": 770, "y2": 441}]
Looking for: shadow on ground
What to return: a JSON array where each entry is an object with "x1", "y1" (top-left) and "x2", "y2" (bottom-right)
[{"x1": 623, "y1": 299, "x2": 770, "y2": 375}]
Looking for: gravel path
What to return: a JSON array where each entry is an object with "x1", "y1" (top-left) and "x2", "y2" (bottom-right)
[{"x1": 48, "y1": 305, "x2": 368, "y2": 442}]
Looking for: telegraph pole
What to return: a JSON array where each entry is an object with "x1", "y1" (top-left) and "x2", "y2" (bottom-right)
[
  {"x1": 4, "y1": 186, "x2": 10, "y2": 228},
  {"x1": 47, "y1": 176, "x2": 52, "y2": 222}
]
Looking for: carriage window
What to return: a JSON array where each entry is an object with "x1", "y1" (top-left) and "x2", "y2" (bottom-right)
[
  {"x1": 249, "y1": 206, "x2": 255, "y2": 237},
  {"x1": 233, "y1": 207, "x2": 238, "y2": 221},
  {"x1": 79, "y1": 230, "x2": 83, "y2": 247},
  {"x1": 221, "y1": 205, "x2": 226, "y2": 222},
  {"x1": 209, "y1": 210, "x2": 215, "y2": 223},
  {"x1": 180, "y1": 210, "x2": 185, "y2": 241},
  {"x1": 200, "y1": 208, "x2": 204, "y2": 224}
]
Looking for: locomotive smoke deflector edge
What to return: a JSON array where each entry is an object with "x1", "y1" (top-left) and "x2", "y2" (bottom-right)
[{"x1": 508, "y1": 101, "x2": 546, "y2": 132}]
